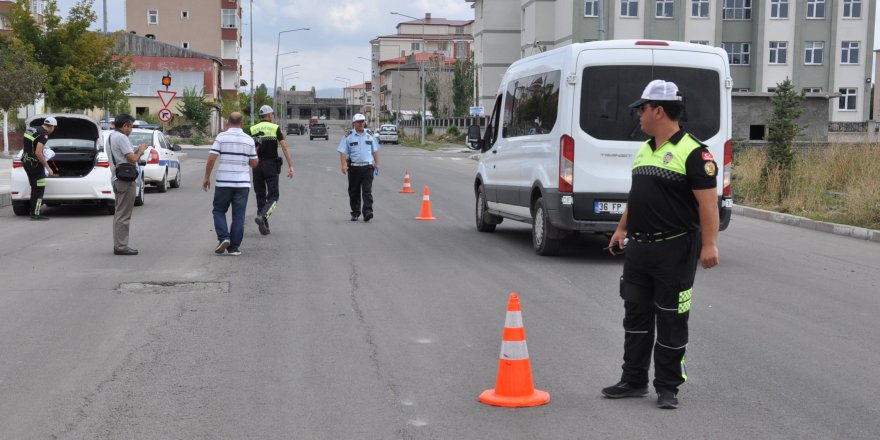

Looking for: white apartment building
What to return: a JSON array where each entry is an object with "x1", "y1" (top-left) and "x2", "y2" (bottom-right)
[{"x1": 467, "y1": 0, "x2": 875, "y2": 130}]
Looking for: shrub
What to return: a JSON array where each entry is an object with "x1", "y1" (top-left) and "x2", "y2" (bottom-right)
[{"x1": 446, "y1": 125, "x2": 460, "y2": 136}]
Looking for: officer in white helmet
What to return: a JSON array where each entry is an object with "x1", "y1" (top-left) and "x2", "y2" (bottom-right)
[
  {"x1": 249, "y1": 104, "x2": 294, "y2": 235},
  {"x1": 337, "y1": 113, "x2": 380, "y2": 222}
]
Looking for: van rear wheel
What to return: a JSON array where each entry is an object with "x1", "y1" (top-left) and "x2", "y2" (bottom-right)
[{"x1": 532, "y1": 197, "x2": 561, "y2": 256}]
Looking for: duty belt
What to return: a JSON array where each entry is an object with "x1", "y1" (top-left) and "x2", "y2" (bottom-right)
[
  {"x1": 629, "y1": 231, "x2": 688, "y2": 244},
  {"x1": 350, "y1": 162, "x2": 373, "y2": 167}
]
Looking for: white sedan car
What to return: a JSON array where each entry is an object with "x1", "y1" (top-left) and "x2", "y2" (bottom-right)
[
  {"x1": 127, "y1": 128, "x2": 182, "y2": 192},
  {"x1": 377, "y1": 124, "x2": 399, "y2": 144},
  {"x1": 11, "y1": 114, "x2": 118, "y2": 215}
]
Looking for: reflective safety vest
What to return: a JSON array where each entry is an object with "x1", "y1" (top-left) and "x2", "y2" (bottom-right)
[
  {"x1": 631, "y1": 132, "x2": 704, "y2": 177},
  {"x1": 250, "y1": 121, "x2": 281, "y2": 158},
  {"x1": 22, "y1": 127, "x2": 47, "y2": 166}
]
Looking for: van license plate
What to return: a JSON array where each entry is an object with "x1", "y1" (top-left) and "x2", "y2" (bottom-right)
[{"x1": 594, "y1": 201, "x2": 626, "y2": 215}]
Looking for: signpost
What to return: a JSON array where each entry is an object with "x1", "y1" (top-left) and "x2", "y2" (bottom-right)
[{"x1": 158, "y1": 108, "x2": 173, "y2": 123}]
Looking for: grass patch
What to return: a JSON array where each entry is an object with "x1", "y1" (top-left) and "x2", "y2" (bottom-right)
[
  {"x1": 397, "y1": 133, "x2": 464, "y2": 151},
  {"x1": 734, "y1": 143, "x2": 880, "y2": 230}
]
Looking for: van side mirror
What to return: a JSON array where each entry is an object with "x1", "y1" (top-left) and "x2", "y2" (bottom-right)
[{"x1": 466, "y1": 124, "x2": 482, "y2": 151}]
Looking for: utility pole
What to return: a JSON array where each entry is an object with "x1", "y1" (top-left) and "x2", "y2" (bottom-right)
[
  {"x1": 249, "y1": 0, "x2": 255, "y2": 126},
  {"x1": 102, "y1": 0, "x2": 107, "y2": 33}
]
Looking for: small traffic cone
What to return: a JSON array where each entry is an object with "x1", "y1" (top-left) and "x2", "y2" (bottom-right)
[
  {"x1": 478, "y1": 292, "x2": 550, "y2": 407},
  {"x1": 415, "y1": 186, "x2": 436, "y2": 220},
  {"x1": 399, "y1": 169, "x2": 416, "y2": 193}
]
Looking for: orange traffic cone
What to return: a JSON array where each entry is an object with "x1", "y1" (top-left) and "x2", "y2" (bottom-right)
[
  {"x1": 415, "y1": 186, "x2": 436, "y2": 220},
  {"x1": 399, "y1": 169, "x2": 415, "y2": 193},
  {"x1": 478, "y1": 292, "x2": 550, "y2": 407}
]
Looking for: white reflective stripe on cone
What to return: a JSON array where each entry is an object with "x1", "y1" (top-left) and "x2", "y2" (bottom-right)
[
  {"x1": 423, "y1": 195, "x2": 430, "y2": 201},
  {"x1": 504, "y1": 311, "x2": 523, "y2": 329},
  {"x1": 500, "y1": 340, "x2": 530, "y2": 360}
]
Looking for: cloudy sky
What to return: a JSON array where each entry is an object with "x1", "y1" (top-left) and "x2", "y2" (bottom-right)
[{"x1": 55, "y1": 0, "x2": 474, "y2": 95}]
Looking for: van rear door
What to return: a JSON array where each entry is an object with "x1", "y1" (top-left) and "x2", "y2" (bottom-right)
[{"x1": 572, "y1": 44, "x2": 727, "y2": 222}]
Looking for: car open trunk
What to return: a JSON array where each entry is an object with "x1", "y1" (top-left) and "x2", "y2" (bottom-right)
[{"x1": 27, "y1": 115, "x2": 101, "y2": 178}]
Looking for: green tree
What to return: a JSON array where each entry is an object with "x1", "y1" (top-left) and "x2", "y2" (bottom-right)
[
  {"x1": 177, "y1": 86, "x2": 212, "y2": 131},
  {"x1": 239, "y1": 84, "x2": 273, "y2": 117},
  {"x1": 452, "y1": 56, "x2": 474, "y2": 117},
  {"x1": 7, "y1": 0, "x2": 131, "y2": 111},
  {"x1": 425, "y1": 77, "x2": 439, "y2": 118},
  {"x1": 0, "y1": 41, "x2": 46, "y2": 152},
  {"x1": 763, "y1": 78, "x2": 804, "y2": 192}
]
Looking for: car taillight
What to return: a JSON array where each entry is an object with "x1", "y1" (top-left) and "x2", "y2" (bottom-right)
[
  {"x1": 559, "y1": 134, "x2": 574, "y2": 193},
  {"x1": 723, "y1": 138, "x2": 733, "y2": 197},
  {"x1": 148, "y1": 148, "x2": 159, "y2": 164},
  {"x1": 97, "y1": 160, "x2": 110, "y2": 168},
  {"x1": 12, "y1": 160, "x2": 22, "y2": 168}
]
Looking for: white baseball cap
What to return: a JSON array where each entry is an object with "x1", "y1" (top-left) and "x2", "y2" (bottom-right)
[
  {"x1": 352, "y1": 113, "x2": 366, "y2": 122},
  {"x1": 629, "y1": 79, "x2": 683, "y2": 108},
  {"x1": 43, "y1": 116, "x2": 58, "y2": 126},
  {"x1": 258, "y1": 105, "x2": 274, "y2": 115}
]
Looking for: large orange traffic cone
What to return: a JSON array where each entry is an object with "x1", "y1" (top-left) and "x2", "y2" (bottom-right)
[
  {"x1": 399, "y1": 169, "x2": 415, "y2": 193},
  {"x1": 478, "y1": 292, "x2": 550, "y2": 407},
  {"x1": 415, "y1": 186, "x2": 436, "y2": 220}
]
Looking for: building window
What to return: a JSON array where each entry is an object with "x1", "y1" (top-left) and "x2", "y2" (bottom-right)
[
  {"x1": 691, "y1": 0, "x2": 709, "y2": 17},
  {"x1": 722, "y1": 0, "x2": 751, "y2": 20},
  {"x1": 734, "y1": 88, "x2": 751, "y2": 92},
  {"x1": 181, "y1": 10, "x2": 189, "y2": 20},
  {"x1": 838, "y1": 88, "x2": 857, "y2": 110},
  {"x1": 804, "y1": 41, "x2": 824, "y2": 65},
  {"x1": 843, "y1": 0, "x2": 862, "y2": 18},
  {"x1": 147, "y1": 10, "x2": 159, "y2": 25},
  {"x1": 455, "y1": 26, "x2": 464, "y2": 34},
  {"x1": 722, "y1": 42, "x2": 750, "y2": 65},
  {"x1": 0, "y1": 15, "x2": 8, "y2": 30},
  {"x1": 182, "y1": 41, "x2": 190, "y2": 49},
  {"x1": 770, "y1": 0, "x2": 788, "y2": 18},
  {"x1": 411, "y1": 42, "x2": 421, "y2": 51},
  {"x1": 691, "y1": 40, "x2": 710, "y2": 45},
  {"x1": 620, "y1": 0, "x2": 638, "y2": 17},
  {"x1": 656, "y1": 0, "x2": 674, "y2": 18},
  {"x1": 585, "y1": 0, "x2": 599, "y2": 17},
  {"x1": 803, "y1": 87, "x2": 822, "y2": 93},
  {"x1": 768, "y1": 42, "x2": 787, "y2": 64},
  {"x1": 806, "y1": 0, "x2": 825, "y2": 19},
  {"x1": 221, "y1": 9, "x2": 237, "y2": 28},
  {"x1": 840, "y1": 41, "x2": 860, "y2": 64},
  {"x1": 767, "y1": 88, "x2": 778, "y2": 93},
  {"x1": 437, "y1": 42, "x2": 448, "y2": 52},
  {"x1": 455, "y1": 41, "x2": 469, "y2": 59}
]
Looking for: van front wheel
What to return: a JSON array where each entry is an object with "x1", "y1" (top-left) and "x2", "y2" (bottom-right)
[
  {"x1": 532, "y1": 197, "x2": 561, "y2": 256},
  {"x1": 475, "y1": 185, "x2": 499, "y2": 232}
]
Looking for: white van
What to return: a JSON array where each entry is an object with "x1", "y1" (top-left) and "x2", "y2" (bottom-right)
[{"x1": 471, "y1": 40, "x2": 733, "y2": 255}]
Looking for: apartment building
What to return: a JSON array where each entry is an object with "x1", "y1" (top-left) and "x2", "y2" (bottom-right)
[
  {"x1": 370, "y1": 13, "x2": 474, "y2": 121},
  {"x1": 125, "y1": 0, "x2": 242, "y2": 97},
  {"x1": 1, "y1": 0, "x2": 44, "y2": 40},
  {"x1": 467, "y1": 0, "x2": 876, "y2": 138}
]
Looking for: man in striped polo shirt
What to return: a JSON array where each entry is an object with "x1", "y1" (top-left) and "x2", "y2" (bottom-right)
[{"x1": 203, "y1": 112, "x2": 258, "y2": 255}]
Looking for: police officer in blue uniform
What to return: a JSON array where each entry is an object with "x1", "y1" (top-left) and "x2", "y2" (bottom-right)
[
  {"x1": 338, "y1": 113, "x2": 380, "y2": 222},
  {"x1": 602, "y1": 79, "x2": 720, "y2": 410}
]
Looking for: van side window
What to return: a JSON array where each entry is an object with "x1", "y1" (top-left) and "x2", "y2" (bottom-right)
[
  {"x1": 580, "y1": 66, "x2": 720, "y2": 142},
  {"x1": 502, "y1": 70, "x2": 562, "y2": 138}
]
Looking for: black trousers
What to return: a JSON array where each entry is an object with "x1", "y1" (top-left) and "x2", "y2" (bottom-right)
[
  {"x1": 253, "y1": 158, "x2": 280, "y2": 217},
  {"x1": 347, "y1": 165, "x2": 374, "y2": 217},
  {"x1": 618, "y1": 232, "x2": 700, "y2": 392},
  {"x1": 24, "y1": 163, "x2": 45, "y2": 216}
]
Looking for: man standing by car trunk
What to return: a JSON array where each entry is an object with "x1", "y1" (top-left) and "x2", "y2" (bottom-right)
[
  {"x1": 108, "y1": 114, "x2": 150, "y2": 255},
  {"x1": 250, "y1": 105, "x2": 294, "y2": 235},
  {"x1": 21, "y1": 117, "x2": 57, "y2": 220}
]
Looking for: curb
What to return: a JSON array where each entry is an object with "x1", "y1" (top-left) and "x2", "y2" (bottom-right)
[{"x1": 733, "y1": 204, "x2": 880, "y2": 243}]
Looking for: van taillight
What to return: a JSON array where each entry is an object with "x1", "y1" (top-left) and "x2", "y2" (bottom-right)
[
  {"x1": 723, "y1": 139, "x2": 733, "y2": 197},
  {"x1": 559, "y1": 135, "x2": 574, "y2": 193},
  {"x1": 148, "y1": 148, "x2": 159, "y2": 164}
]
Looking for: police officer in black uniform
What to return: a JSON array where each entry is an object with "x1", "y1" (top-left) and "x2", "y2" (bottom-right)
[
  {"x1": 602, "y1": 80, "x2": 720, "y2": 410},
  {"x1": 250, "y1": 105, "x2": 294, "y2": 235},
  {"x1": 21, "y1": 116, "x2": 58, "y2": 220}
]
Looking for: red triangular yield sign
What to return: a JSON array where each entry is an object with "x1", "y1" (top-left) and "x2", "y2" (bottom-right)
[{"x1": 157, "y1": 90, "x2": 177, "y2": 109}]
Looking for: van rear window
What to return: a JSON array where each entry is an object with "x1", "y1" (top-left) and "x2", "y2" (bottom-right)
[{"x1": 580, "y1": 66, "x2": 720, "y2": 142}]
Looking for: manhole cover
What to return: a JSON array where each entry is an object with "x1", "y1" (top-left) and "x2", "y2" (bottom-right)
[{"x1": 117, "y1": 281, "x2": 230, "y2": 295}]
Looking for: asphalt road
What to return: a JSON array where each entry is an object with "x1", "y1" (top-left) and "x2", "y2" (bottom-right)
[{"x1": 1, "y1": 137, "x2": 878, "y2": 439}]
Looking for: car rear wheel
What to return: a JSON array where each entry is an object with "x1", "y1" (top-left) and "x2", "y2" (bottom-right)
[
  {"x1": 532, "y1": 197, "x2": 562, "y2": 256},
  {"x1": 170, "y1": 167, "x2": 181, "y2": 188},
  {"x1": 12, "y1": 201, "x2": 28, "y2": 216},
  {"x1": 157, "y1": 170, "x2": 168, "y2": 193}
]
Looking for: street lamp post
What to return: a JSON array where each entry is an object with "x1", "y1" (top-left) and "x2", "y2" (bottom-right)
[
  {"x1": 356, "y1": 56, "x2": 376, "y2": 126},
  {"x1": 390, "y1": 11, "x2": 426, "y2": 144},
  {"x1": 273, "y1": 27, "x2": 309, "y2": 120},
  {"x1": 249, "y1": 0, "x2": 254, "y2": 125},
  {"x1": 335, "y1": 77, "x2": 351, "y2": 121}
]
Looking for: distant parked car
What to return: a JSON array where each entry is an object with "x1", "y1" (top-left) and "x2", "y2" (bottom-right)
[
  {"x1": 133, "y1": 119, "x2": 160, "y2": 130},
  {"x1": 99, "y1": 119, "x2": 113, "y2": 130},
  {"x1": 11, "y1": 114, "x2": 117, "y2": 215},
  {"x1": 126, "y1": 128, "x2": 182, "y2": 192},
  {"x1": 100, "y1": 130, "x2": 145, "y2": 206},
  {"x1": 286, "y1": 123, "x2": 302, "y2": 135},
  {"x1": 377, "y1": 124, "x2": 399, "y2": 144},
  {"x1": 309, "y1": 124, "x2": 329, "y2": 141}
]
